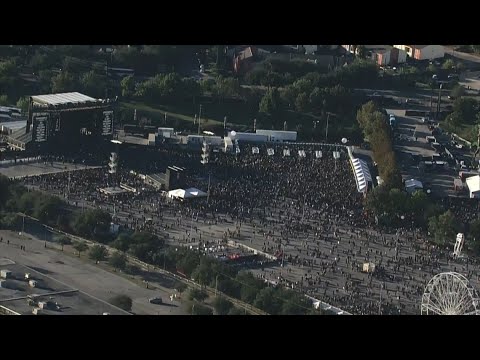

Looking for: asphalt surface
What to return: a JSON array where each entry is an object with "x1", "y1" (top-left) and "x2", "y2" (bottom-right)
[{"x1": 0, "y1": 230, "x2": 186, "y2": 315}]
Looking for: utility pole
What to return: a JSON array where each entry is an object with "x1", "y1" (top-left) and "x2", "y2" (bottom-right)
[
  {"x1": 198, "y1": 104, "x2": 202, "y2": 135},
  {"x1": 325, "y1": 112, "x2": 331, "y2": 143},
  {"x1": 207, "y1": 173, "x2": 211, "y2": 205},
  {"x1": 436, "y1": 83, "x2": 443, "y2": 120}
]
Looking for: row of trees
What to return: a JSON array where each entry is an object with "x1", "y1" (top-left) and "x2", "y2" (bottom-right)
[
  {"x1": 428, "y1": 210, "x2": 480, "y2": 255},
  {"x1": 154, "y1": 246, "x2": 314, "y2": 315},
  {"x1": 357, "y1": 102, "x2": 402, "y2": 189}
]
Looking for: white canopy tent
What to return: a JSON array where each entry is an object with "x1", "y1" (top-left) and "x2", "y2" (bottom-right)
[
  {"x1": 351, "y1": 158, "x2": 372, "y2": 193},
  {"x1": 466, "y1": 175, "x2": 480, "y2": 198},
  {"x1": 168, "y1": 187, "x2": 207, "y2": 200}
]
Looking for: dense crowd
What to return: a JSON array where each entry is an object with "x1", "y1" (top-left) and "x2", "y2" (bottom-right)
[{"x1": 18, "y1": 143, "x2": 480, "y2": 315}]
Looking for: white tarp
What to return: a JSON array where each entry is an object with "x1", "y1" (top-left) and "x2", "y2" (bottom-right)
[
  {"x1": 466, "y1": 175, "x2": 480, "y2": 198},
  {"x1": 351, "y1": 157, "x2": 372, "y2": 193},
  {"x1": 168, "y1": 187, "x2": 207, "y2": 200}
]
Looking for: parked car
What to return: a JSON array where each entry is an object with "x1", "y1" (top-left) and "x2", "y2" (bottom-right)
[{"x1": 149, "y1": 297, "x2": 163, "y2": 305}]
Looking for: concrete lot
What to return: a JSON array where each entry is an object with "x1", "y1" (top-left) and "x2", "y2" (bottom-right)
[
  {"x1": 0, "y1": 230, "x2": 186, "y2": 315},
  {"x1": 387, "y1": 109, "x2": 459, "y2": 197},
  {"x1": 0, "y1": 161, "x2": 101, "y2": 179}
]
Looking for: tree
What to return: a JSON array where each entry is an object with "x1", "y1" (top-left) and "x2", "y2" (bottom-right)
[
  {"x1": 428, "y1": 210, "x2": 458, "y2": 246},
  {"x1": 450, "y1": 85, "x2": 465, "y2": 99},
  {"x1": 356, "y1": 45, "x2": 367, "y2": 59},
  {"x1": 55, "y1": 235, "x2": 71, "y2": 251},
  {"x1": 442, "y1": 59, "x2": 456, "y2": 70},
  {"x1": 227, "y1": 307, "x2": 245, "y2": 315},
  {"x1": 295, "y1": 92, "x2": 309, "y2": 112},
  {"x1": 259, "y1": 88, "x2": 280, "y2": 115},
  {"x1": 51, "y1": 71, "x2": 78, "y2": 93},
  {"x1": 188, "y1": 288, "x2": 208, "y2": 302},
  {"x1": 109, "y1": 252, "x2": 127, "y2": 271},
  {"x1": 189, "y1": 301, "x2": 213, "y2": 315},
  {"x1": 16, "y1": 97, "x2": 29, "y2": 113},
  {"x1": 175, "y1": 281, "x2": 188, "y2": 294},
  {"x1": 73, "y1": 241, "x2": 88, "y2": 257},
  {"x1": 253, "y1": 287, "x2": 282, "y2": 314},
  {"x1": 236, "y1": 271, "x2": 264, "y2": 304},
  {"x1": 212, "y1": 296, "x2": 233, "y2": 315},
  {"x1": 109, "y1": 294, "x2": 132, "y2": 312},
  {"x1": 80, "y1": 70, "x2": 106, "y2": 98},
  {"x1": 120, "y1": 75, "x2": 136, "y2": 98},
  {"x1": 89, "y1": 244, "x2": 108, "y2": 264},
  {"x1": 112, "y1": 233, "x2": 131, "y2": 253},
  {"x1": 468, "y1": 219, "x2": 480, "y2": 255},
  {"x1": 0, "y1": 95, "x2": 9, "y2": 106},
  {"x1": 452, "y1": 97, "x2": 478, "y2": 124},
  {"x1": 73, "y1": 209, "x2": 112, "y2": 242}
]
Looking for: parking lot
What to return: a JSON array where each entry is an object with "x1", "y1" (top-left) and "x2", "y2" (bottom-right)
[{"x1": 387, "y1": 109, "x2": 469, "y2": 197}]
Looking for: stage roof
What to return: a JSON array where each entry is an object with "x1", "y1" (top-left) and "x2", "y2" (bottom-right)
[{"x1": 31, "y1": 92, "x2": 97, "y2": 106}]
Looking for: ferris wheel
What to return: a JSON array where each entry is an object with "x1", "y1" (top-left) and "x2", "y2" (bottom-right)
[{"x1": 421, "y1": 272, "x2": 480, "y2": 315}]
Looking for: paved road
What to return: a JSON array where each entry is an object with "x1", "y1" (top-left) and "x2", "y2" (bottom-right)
[
  {"x1": 445, "y1": 48, "x2": 480, "y2": 65},
  {"x1": 0, "y1": 230, "x2": 186, "y2": 315}
]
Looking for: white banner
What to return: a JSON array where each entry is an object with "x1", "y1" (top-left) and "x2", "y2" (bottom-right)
[
  {"x1": 315, "y1": 151, "x2": 323, "y2": 158},
  {"x1": 298, "y1": 150, "x2": 306, "y2": 158},
  {"x1": 283, "y1": 149, "x2": 290, "y2": 157},
  {"x1": 252, "y1": 147, "x2": 259, "y2": 154},
  {"x1": 267, "y1": 148, "x2": 274, "y2": 156}
]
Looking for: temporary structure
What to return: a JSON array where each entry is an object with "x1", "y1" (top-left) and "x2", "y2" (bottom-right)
[
  {"x1": 466, "y1": 175, "x2": 480, "y2": 198},
  {"x1": 405, "y1": 179, "x2": 423, "y2": 193},
  {"x1": 351, "y1": 157, "x2": 372, "y2": 193},
  {"x1": 167, "y1": 187, "x2": 207, "y2": 200}
]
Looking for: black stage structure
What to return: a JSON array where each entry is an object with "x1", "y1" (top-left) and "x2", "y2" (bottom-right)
[{"x1": 7, "y1": 92, "x2": 117, "y2": 156}]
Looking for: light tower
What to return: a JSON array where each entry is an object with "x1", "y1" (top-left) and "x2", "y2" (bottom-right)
[{"x1": 201, "y1": 139, "x2": 209, "y2": 165}]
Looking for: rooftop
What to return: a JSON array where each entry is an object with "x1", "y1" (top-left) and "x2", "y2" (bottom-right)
[{"x1": 31, "y1": 92, "x2": 98, "y2": 106}]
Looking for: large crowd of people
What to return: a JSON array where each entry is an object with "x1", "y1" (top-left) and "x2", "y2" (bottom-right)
[{"x1": 18, "y1": 142, "x2": 480, "y2": 315}]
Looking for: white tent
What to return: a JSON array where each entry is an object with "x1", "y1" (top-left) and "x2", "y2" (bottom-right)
[
  {"x1": 466, "y1": 175, "x2": 480, "y2": 198},
  {"x1": 168, "y1": 187, "x2": 207, "y2": 200},
  {"x1": 351, "y1": 158, "x2": 372, "y2": 193},
  {"x1": 405, "y1": 179, "x2": 423, "y2": 193}
]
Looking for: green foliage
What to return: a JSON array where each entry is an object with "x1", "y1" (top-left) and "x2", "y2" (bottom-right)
[
  {"x1": 109, "y1": 252, "x2": 127, "y2": 270},
  {"x1": 188, "y1": 288, "x2": 208, "y2": 302},
  {"x1": 468, "y1": 219, "x2": 480, "y2": 255},
  {"x1": 236, "y1": 271, "x2": 264, "y2": 304},
  {"x1": 212, "y1": 296, "x2": 233, "y2": 315},
  {"x1": 442, "y1": 59, "x2": 456, "y2": 70},
  {"x1": 89, "y1": 244, "x2": 108, "y2": 263},
  {"x1": 0, "y1": 175, "x2": 11, "y2": 209},
  {"x1": 55, "y1": 235, "x2": 71, "y2": 251},
  {"x1": 450, "y1": 85, "x2": 465, "y2": 99},
  {"x1": 51, "y1": 71, "x2": 78, "y2": 93},
  {"x1": 128, "y1": 232, "x2": 165, "y2": 263},
  {"x1": 0, "y1": 212, "x2": 21, "y2": 230},
  {"x1": 80, "y1": 70, "x2": 106, "y2": 98},
  {"x1": 428, "y1": 210, "x2": 458, "y2": 246},
  {"x1": 227, "y1": 307, "x2": 245, "y2": 315},
  {"x1": 357, "y1": 101, "x2": 401, "y2": 189},
  {"x1": 190, "y1": 301, "x2": 213, "y2": 315},
  {"x1": 72, "y1": 209, "x2": 112, "y2": 242},
  {"x1": 73, "y1": 241, "x2": 88, "y2": 257},
  {"x1": 109, "y1": 294, "x2": 132, "y2": 312},
  {"x1": 111, "y1": 233, "x2": 131, "y2": 253},
  {"x1": 175, "y1": 281, "x2": 187, "y2": 293},
  {"x1": 295, "y1": 92, "x2": 309, "y2": 112},
  {"x1": 259, "y1": 87, "x2": 280, "y2": 115},
  {"x1": 452, "y1": 97, "x2": 478, "y2": 125},
  {"x1": 253, "y1": 287, "x2": 282, "y2": 314},
  {"x1": 16, "y1": 97, "x2": 29, "y2": 113},
  {"x1": 0, "y1": 94, "x2": 10, "y2": 106},
  {"x1": 120, "y1": 75, "x2": 136, "y2": 98}
]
